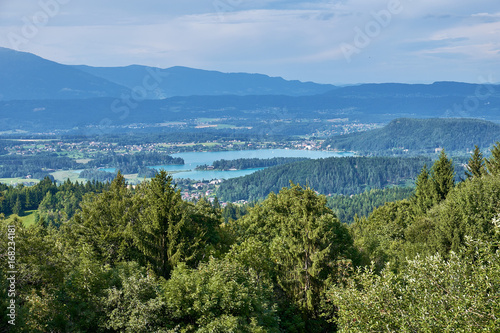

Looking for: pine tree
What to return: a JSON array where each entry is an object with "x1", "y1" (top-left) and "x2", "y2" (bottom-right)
[
  {"x1": 485, "y1": 141, "x2": 500, "y2": 176},
  {"x1": 465, "y1": 145, "x2": 486, "y2": 179},
  {"x1": 133, "y1": 171, "x2": 195, "y2": 278},
  {"x1": 431, "y1": 150, "x2": 455, "y2": 201},
  {"x1": 413, "y1": 164, "x2": 437, "y2": 212},
  {"x1": 12, "y1": 195, "x2": 23, "y2": 216}
]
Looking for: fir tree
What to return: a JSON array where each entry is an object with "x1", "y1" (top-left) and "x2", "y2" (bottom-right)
[
  {"x1": 485, "y1": 141, "x2": 500, "y2": 176},
  {"x1": 431, "y1": 150, "x2": 455, "y2": 201},
  {"x1": 413, "y1": 164, "x2": 438, "y2": 212},
  {"x1": 465, "y1": 145, "x2": 486, "y2": 179}
]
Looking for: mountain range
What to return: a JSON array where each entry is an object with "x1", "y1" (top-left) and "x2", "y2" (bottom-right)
[
  {"x1": 0, "y1": 47, "x2": 334, "y2": 100},
  {"x1": 1, "y1": 47, "x2": 500, "y2": 134}
]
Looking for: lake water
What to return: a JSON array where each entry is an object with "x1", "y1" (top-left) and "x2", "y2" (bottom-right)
[{"x1": 147, "y1": 149, "x2": 353, "y2": 180}]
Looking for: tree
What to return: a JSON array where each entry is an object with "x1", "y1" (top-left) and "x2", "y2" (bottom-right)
[
  {"x1": 431, "y1": 149, "x2": 455, "y2": 201},
  {"x1": 465, "y1": 145, "x2": 486, "y2": 179},
  {"x1": 328, "y1": 238, "x2": 500, "y2": 332},
  {"x1": 486, "y1": 141, "x2": 500, "y2": 176},
  {"x1": 163, "y1": 258, "x2": 279, "y2": 332},
  {"x1": 413, "y1": 164, "x2": 437, "y2": 213},
  {"x1": 132, "y1": 171, "x2": 221, "y2": 278},
  {"x1": 234, "y1": 183, "x2": 358, "y2": 330},
  {"x1": 69, "y1": 172, "x2": 136, "y2": 265}
]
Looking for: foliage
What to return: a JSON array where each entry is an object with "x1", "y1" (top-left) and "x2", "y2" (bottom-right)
[
  {"x1": 324, "y1": 117, "x2": 500, "y2": 155},
  {"x1": 328, "y1": 238, "x2": 500, "y2": 332},
  {"x1": 486, "y1": 141, "x2": 500, "y2": 176},
  {"x1": 163, "y1": 259, "x2": 279, "y2": 332},
  {"x1": 79, "y1": 169, "x2": 116, "y2": 183},
  {"x1": 232, "y1": 183, "x2": 358, "y2": 331},
  {"x1": 465, "y1": 145, "x2": 486, "y2": 179},
  {"x1": 431, "y1": 149, "x2": 455, "y2": 201},
  {"x1": 132, "y1": 171, "x2": 222, "y2": 278},
  {"x1": 218, "y1": 156, "x2": 430, "y2": 201},
  {"x1": 326, "y1": 186, "x2": 414, "y2": 223},
  {"x1": 196, "y1": 157, "x2": 309, "y2": 170}
]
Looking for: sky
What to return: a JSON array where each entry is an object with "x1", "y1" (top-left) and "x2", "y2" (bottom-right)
[{"x1": 0, "y1": 0, "x2": 498, "y2": 84}]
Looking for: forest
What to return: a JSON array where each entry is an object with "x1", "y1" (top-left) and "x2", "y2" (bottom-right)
[
  {"x1": 217, "y1": 156, "x2": 433, "y2": 201},
  {"x1": 195, "y1": 157, "x2": 310, "y2": 171},
  {"x1": 1, "y1": 144, "x2": 499, "y2": 332},
  {"x1": 323, "y1": 118, "x2": 500, "y2": 155}
]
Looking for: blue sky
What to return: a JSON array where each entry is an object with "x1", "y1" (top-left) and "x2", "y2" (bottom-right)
[{"x1": 0, "y1": 0, "x2": 498, "y2": 84}]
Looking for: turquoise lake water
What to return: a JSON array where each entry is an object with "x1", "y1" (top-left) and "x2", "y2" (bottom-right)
[
  {"x1": 101, "y1": 149, "x2": 353, "y2": 180},
  {"x1": 150, "y1": 149, "x2": 354, "y2": 180}
]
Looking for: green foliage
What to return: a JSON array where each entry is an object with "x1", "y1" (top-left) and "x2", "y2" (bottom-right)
[
  {"x1": 327, "y1": 186, "x2": 415, "y2": 223},
  {"x1": 196, "y1": 157, "x2": 310, "y2": 171},
  {"x1": 413, "y1": 164, "x2": 438, "y2": 213},
  {"x1": 431, "y1": 149, "x2": 455, "y2": 201},
  {"x1": 132, "y1": 171, "x2": 223, "y2": 278},
  {"x1": 218, "y1": 156, "x2": 430, "y2": 202},
  {"x1": 69, "y1": 172, "x2": 136, "y2": 265},
  {"x1": 350, "y1": 200, "x2": 417, "y2": 269},
  {"x1": 163, "y1": 259, "x2": 279, "y2": 332},
  {"x1": 486, "y1": 141, "x2": 500, "y2": 176},
  {"x1": 100, "y1": 261, "x2": 167, "y2": 333},
  {"x1": 431, "y1": 173, "x2": 500, "y2": 255},
  {"x1": 324, "y1": 117, "x2": 500, "y2": 155},
  {"x1": 328, "y1": 238, "x2": 500, "y2": 332},
  {"x1": 86, "y1": 151, "x2": 184, "y2": 174},
  {"x1": 233, "y1": 183, "x2": 358, "y2": 331},
  {"x1": 465, "y1": 145, "x2": 486, "y2": 179}
]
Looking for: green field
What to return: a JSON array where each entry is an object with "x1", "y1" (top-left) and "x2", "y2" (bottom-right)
[
  {"x1": 7, "y1": 210, "x2": 38, "y2": 227},
  {"x1": 0, "y1": 177, "x2": 40, "y2": 185}
]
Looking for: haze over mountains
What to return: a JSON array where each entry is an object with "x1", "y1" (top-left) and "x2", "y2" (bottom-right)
[{"x1": 1, "y1": 47, "x2": 500, "y2": 133}]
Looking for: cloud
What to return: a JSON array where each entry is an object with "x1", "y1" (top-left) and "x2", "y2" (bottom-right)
[{"x1": 0, "y1": 0, "x2": 498, "y2": 83}]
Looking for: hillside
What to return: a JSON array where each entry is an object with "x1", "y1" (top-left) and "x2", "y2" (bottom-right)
[
  {"x1": 73, "y1": 65, "x2": 336, "y2": 98},
  {"x1": 216, "y1": 156, "x2": 432, "y2": 202},
  {"x1": 0, "y1": 47, "x2": 130, "y2": 100},
  {"x1": 323, "y1": 118, "x2": 500, "y2": 154}
]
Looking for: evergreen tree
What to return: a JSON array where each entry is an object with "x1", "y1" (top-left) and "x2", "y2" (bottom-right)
[
  {"x1": 465, "y1": 145, "x2": 486, "y2": 179},
  {"x1": 13, "y1": 195, "x2": 23, "y2": 216},
  {"x1": 413, "y1": 164, "x2": 437, "y2": 212},
  {"x1": 70, "y1": 172, "x2": 135, "y2": 265},
  {"x1": 133, "y1": 171, "x2": 216, "y2": 278},
  {"x1": 431, "y1": 150, "x2": 455, "y2": 201},
  {"x1": 486, "y1": 141, "x2": 500, "y2": 176}
]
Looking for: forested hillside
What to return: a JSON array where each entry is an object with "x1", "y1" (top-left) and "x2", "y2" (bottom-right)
[
  {"x1": 217, "y1": 156, "x2": 431, "y2": 201},
  {"x1": 196, "y1": 157, "x2": 309, "y2": 170},
  {"x1": 1, "y1": 145, "x2": 500, "y2": 332},
  {"x1": 323, "y1": 118, "x2": 500, "y2": 154}
]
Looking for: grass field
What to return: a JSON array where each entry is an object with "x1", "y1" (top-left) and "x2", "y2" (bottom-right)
[
  {"x1": 7, "y1": 210, "x2": 38, "y2": 227},
  {"x1": 0, "y1": 177, "x2": 40, "y2": 185},
  {"x1": 50, "y1": 170, "x2": 85, "y2": 183}
]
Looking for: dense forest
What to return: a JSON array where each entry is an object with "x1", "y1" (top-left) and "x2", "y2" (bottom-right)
[
  {"x1": 0, "y1": 154, "x2": 79, "y2": 179},
  {"x1": 196, "y1": 157, "x2": 310, "y2": 171},
  {"x1": 1, "y1": 144, "x2": 500, "y2": 332},
  {"x1": 217, "y1": 156, "x2": 432, "y2": 201},
  {"x1": 86, "y1": 152, "x2": 184, "y2": 174},
  {"x1": 323, "y1": 118, "x2": 500, "y2": 155}
]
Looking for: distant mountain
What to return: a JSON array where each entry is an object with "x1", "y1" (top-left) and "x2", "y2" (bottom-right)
[
  {"x1": 323, "y1": 118, "x2": 500, "y2": 154},
  {"x1": 0, "y1": 47, "x2": 130, "y2": 100},
  {"x1": 72, "y1": 65, "x2": 336, "y2": 98},
  {"x1": 324, "y1": 82, "x2": 482, "y2": 98}
]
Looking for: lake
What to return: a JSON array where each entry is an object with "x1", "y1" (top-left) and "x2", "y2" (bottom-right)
[{"x1": 148, "y1": 149, "x2": 354, "y2": 180}]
